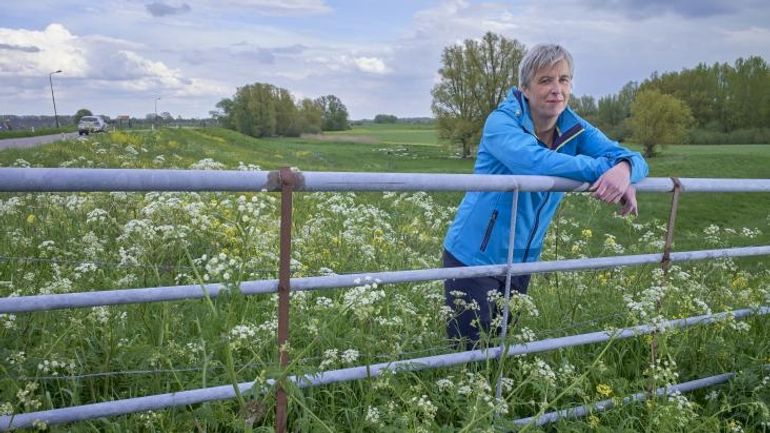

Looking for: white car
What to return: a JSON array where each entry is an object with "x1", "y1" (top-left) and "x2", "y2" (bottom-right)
[{"x1": 78, "y1": 116, "x2": 108, "y2": 135}]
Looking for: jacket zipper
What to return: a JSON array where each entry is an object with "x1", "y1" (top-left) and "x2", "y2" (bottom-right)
[
  {"x1": 519, "y1": 123, "x2": 558, "y2": 262},
  {"x1": 479, "y1": 210, "x2": 498, "y2": 252},
  {"x1": 522, "y1": 192, "x2": 551, "y2": 262}
]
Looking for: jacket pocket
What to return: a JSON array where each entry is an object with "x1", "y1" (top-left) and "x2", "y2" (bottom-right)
[{"x1": 479, "y1": 210, "x2": 498, "y2": 252}]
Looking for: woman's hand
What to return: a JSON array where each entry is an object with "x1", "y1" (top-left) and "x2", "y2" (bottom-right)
[
  {"x1": 590, "y1": 161, "x2": 631, "y2": 204},
  {"x1": 618, "y1": 185, "x2": 638, "y2": 216}
]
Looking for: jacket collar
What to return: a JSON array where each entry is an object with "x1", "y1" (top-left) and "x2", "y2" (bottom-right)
[{"x1": 504, "y1": 87, "x2": 583, "y2": 147}]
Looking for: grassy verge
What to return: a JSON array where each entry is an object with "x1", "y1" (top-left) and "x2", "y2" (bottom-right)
[{"x1": 0, "y1": 126, "x2": 77, "y2": 139}]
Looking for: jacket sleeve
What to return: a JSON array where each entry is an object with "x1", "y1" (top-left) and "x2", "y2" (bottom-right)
[
  {"x1": 577, "y1": 123, "x2": 649, "y2": 183},
  {"x1": 481, "y1": 111, "x2": 614, "y2": 183}
]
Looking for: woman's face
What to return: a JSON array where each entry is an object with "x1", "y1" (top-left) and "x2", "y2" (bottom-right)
[{"x1": 522, "y1": 59, "x2": 572, "y2": 128}]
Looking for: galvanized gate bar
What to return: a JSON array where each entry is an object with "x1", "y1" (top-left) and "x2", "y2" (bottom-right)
[
  {"x1": 2, "y1": 246, "x2": 768, "y2": 314},
  {"x1": 2, "y1": 168, "x2": 770, "y2": 193},
  {"x1": 0, "y1": 167, "x2": 273, "y2": 192},
  {"x1": 3, "y1": 307, "x2": 766, "y2": 431},
  {"x1": 512, "y1": 371, "x2": 737, "y2": 427}
]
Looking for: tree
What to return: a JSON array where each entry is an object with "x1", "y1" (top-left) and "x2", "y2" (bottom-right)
[
  {"x1": 635, "y1": 56, "x2": 770, "y2": 134},
  {"x1": 570, "y1": 95, "x2": 597, "y2": 118},
  {"x1": 214, "y1": 84, "x2": 351, "y2": 137},
  {"x1": 628, "y1": 89, "x2": 694, "y2": 157},
  {"x1": 223, "y1": 83, "x2": 278, "y2": 137},
  {"x1": 73, "y1": 108, "x2": 92, "y2": 125},
  {"x1": 727, "y1": 56, "x2": 770, "y2": 130},
  {"x1": 247, "y1": 83, "x2": 278, "y2": 137},
  {"x1": 316, "y1": 95, "x2": 350, "y2": 131},
  {"x1": 641, "y1": 63, "x2": 729, "y2": 131},
  {"x1": 595, "y1": 81, "x2": 638, "y2": 140},
  {"x1": 431, "y1": 32, "x2": 526, "y2": 158},
  {"x1": 274, "y1": 88, "x2": 301, "y2": 137},
  {"x1": 374, "y1": 114, "x2": 398, "y2": 124},
  {"x1": 298, "y1": 98, "x2": 324, "y2": 134},
  {"x1": 212, "y1": 98, "x2": 233, "y2": 128}
]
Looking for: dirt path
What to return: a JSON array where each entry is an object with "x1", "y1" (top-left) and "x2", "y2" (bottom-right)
[{"x1": 300, "y1": 133, "x2": 377, "y2": 144}]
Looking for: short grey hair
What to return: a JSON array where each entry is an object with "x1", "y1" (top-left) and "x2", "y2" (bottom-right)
[{"x1": 518, "y1": 44, "x2": 574, "y2": 89}]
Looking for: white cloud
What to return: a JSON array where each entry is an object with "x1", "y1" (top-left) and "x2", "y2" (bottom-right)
[
  {"x1": 407, "y1": 0, "x2": 518, "y2": 41},
  {"x1": 0, "y1": 22, "x2": 228, "y2": 117},
  {"x1": 114, "y1": 51, "x2": 183, "y2": 82},
  {"x1": 217, "y1": 0, "x2": 331, "y2": 15},
  {"x1": 0, "y1": 23, "x2": 188, "y2": 84},
  {"x1": 353, "y1": 57, "x2": 389, "y2": 74},
  {"x1": 0, "y1": 24, "x2": 88, "y2": 77}
]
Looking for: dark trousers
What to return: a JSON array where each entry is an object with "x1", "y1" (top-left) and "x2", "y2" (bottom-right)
[{"x1": 443, "y1": 250, "x2": 531, "y2": 349}]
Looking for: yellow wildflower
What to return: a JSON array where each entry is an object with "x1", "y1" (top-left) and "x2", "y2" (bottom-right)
[
  {"x1": 598, "y1": 272, "x2": 609, "y2": 285},
  {"x1": 596, "y1": 383, "x2": 613, "y2": 398},
  {"x1": 731, "y1": 276, "x2": 748, "y2": 290}
]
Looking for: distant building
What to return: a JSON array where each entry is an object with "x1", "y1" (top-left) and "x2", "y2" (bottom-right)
[{"x1": 116, "y1": 115, "x2": 131, "y2": 129}]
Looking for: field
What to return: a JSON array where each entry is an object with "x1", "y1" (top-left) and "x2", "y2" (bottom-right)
[{"x1": 1, "y1": 126, "x2": 769, "y2": 432}]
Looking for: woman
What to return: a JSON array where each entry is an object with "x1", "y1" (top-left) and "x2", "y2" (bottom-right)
[{"x1": 443, "y1": 43, "x2": 648, "y2": 349}]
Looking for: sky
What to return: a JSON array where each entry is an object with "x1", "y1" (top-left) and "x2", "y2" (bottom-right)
[{"x1": 1, "y1": 0, "x2": 769, "y2": 120}]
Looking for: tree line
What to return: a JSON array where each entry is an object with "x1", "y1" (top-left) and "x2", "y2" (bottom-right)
[
  {"x1": 432, "y1": 32, "x2": 770, "y2": 158},
  {"x1": 213, "y1": 83, "x2": 350, "y2": 138},
  {"x1": 572, "y1": 57, "x2": 770, "y2": 144}
]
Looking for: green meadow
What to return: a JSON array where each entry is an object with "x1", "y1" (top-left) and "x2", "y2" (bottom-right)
[{"x1": 0, "y1": 127, "x2": 769, "y2": 432}]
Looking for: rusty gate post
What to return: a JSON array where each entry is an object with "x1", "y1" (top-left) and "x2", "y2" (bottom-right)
[
  {"x1": 650, "y1": 177, "x2": 682, "y2": 392},
  {"x1": 275, "y1": 167, "x2": 297, "y2": 433},
  {"x1": 660, "y1": 178, "x2": 682, "y2": 277}
]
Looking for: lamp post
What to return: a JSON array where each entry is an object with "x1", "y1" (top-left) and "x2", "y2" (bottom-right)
[
  {"x1": 49, "y1": 70, "x2": 62, "y2": 128},
  {"x1": 153, "y1": 96, "x2": 161, "y2": 130}
]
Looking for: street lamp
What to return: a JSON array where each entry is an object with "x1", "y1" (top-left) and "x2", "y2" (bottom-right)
[
  {"x1": 153, "y1": 96, "x2": 161, "y2": 130},
  {"x1": 49, "y1": 70, "x2": 62, "y2": 128}
]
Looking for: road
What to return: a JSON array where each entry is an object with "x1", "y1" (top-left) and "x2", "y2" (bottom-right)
[{"x1": 0, "y1": 132, "x2": 79, "y2": 150}]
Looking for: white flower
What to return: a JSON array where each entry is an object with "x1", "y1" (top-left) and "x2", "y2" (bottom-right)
[
  {"x1": 90, "y1": 306, "x2": 111, "y2": 325},
  {"x1": 0, "y1": 313, "x2": 16, "y2": 329},
  {"x1": 189, "y1": 158, "x2": 226, "y2": 170},
  {"x1": 341, "y1": 349, "x2": 359, "y2": 364},
  {"x1": 0, "y1": 402, "x2": 13, "y2": 416},
  {"x1": 319, "y1": 349, "x2": 338, "y2": 369},
  {"x1": 365, "y1": 406, "x2": 380, "y2": 424},
  {"x1": 436, "y1": 377, "x2": 454, "y2": 392},
  {"x1": 86, "y1": 208, "x2": 109, "y2": 224},
  {"x1": 315, "y1": 297, "x2": 334, "y2": 309},
  {"x1": 410, "y1": 395, "x2": 437, "y2": 420}
]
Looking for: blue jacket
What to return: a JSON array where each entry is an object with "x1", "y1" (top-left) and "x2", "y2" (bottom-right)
[{"x1": 444, "y1": 88, "x2": 648, "y2": 266}]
